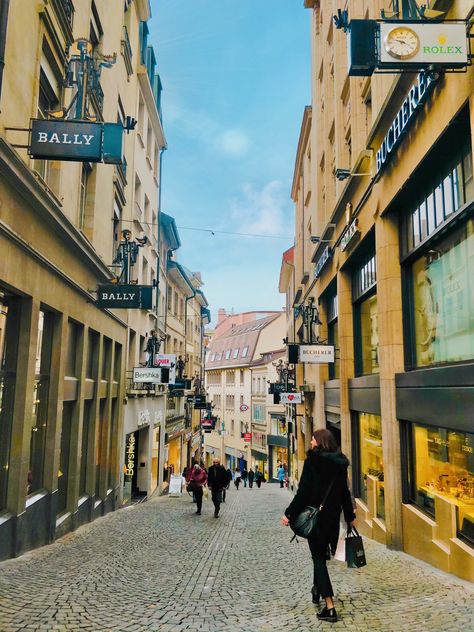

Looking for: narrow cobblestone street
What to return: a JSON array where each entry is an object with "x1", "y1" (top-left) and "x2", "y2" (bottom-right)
[{"x1": 0, "y1": 484, "x2": 473, "y2": 632}]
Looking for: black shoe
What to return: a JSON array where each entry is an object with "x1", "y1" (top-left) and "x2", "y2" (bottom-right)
[
  {"x1": 311, "y1": 587, "x2": 320, "y2": 605},
  {"x1": 214, "y1": 507, "x2": 219, "y2": 518},
  {"x1": 195, "y1": 510, "x2": 201, "y2": 515},
  {"x1": 317, "y1": 607, "x2": 337, "y2": 623}
]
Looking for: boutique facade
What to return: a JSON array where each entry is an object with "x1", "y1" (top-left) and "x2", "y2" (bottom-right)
[{"x1": 285, "y1": 1, "x2": 474, "y2": 581}]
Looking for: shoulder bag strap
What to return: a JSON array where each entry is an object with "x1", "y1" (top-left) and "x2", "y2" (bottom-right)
[{"x1": 319, "y1": 478, "x2": 336, "y2": 510}]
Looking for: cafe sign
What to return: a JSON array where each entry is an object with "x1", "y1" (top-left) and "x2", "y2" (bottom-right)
[
  {"x1": 280, "y1": 392, "x2": 303, "y2": 404},
  {"x1": 96, "y1": 284, "x2": 153, "y2": 309},
  {"x1": 340, "y1": 219, "x2": 359, "y2": 252},
  {"x1": 300, "y1": 344, "x2": 335, "y2": 364}
]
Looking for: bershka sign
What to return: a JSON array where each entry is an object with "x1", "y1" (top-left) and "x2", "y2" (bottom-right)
[
  {"x1": 133, "y1": 367, "x2": 166, "y2": 384},
  {"x1": 340, "y1": 219, "x2": 359, "y2": 252},
  {"x1": 96, "y1": 284, "x2": 153, "y2": 309},
  {"x1": 375, "y1": 71, "x2": 437, "y2": 174},
  {"x1": 29, "y1": 120, "x2": 103, "y2": 162},
  {"x1": 300, "y1": 344, "x2": 335, "y2": 364},
  {"x1": 280, "y1": 392, "x2": 303, "y2": 404}
]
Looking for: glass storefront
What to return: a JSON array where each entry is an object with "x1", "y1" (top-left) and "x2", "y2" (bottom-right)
[
  {"x1": 271, "y1": 446, "x2": 288, "y2": 480},
  {"x1": 411, "y1": 424, "x2": 474, "y2": 544},
  {"x1": 358, "y1": 412, "x2": 384, "y2": 520},
  {"x1": 353, "y1": 250, "x2": 379, "y2": 376},
  {"x1": 358, "y1": 295, "x2": 379, "y2": 375},
  {"x1": 0, "y1": 292, "x2": 19, "y2": 511},
  {"x1": 411, "y1": 218, "x2": 474, "y2": 367}
]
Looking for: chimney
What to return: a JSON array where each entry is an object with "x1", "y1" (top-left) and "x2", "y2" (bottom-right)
[{"x1": 217, "y1": 308, "x2": 227, "y2": 325}]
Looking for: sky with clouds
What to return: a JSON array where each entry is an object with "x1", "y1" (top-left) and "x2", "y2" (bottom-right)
[{"x1": 150, "y1": 1, "x2": 310, "y2": 323}]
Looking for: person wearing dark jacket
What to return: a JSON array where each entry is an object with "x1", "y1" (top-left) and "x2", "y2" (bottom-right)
[
  {"x1": 281, "y1": 429, "x2": 355, "y2": 623},
  {"x1": 207, "y1": 458, "x2": 227, "y2": 518},
  {"x1": 188, "y1": 464, "x2": 207, "y2": 515},
  {"x1": 248, "y1": 468, "x2": 255, "y2": 488}
]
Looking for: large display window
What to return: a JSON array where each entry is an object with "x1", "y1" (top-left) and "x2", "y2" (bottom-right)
[
  {"x1": 411, "y1": 423, "x2": 474, "y2": 545},
  {"x1": 357, "y1": 412, "x2": 384, "y2": 520},
  {"x1": 353, "y1": 252, "x2": 379, "y2": 376},
  {"x1": 410, "y1": 218, "x2": 474, "y2": 367}
]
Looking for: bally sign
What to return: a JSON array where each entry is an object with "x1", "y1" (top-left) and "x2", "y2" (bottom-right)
[
  {"x1": 300, "y1": 344, "x2": 335, "y2": 364},
  {"x1": 340, "y1": 219, "x2": 359, "y2": 252},
  {"x1": 280, "y1": 392, "x2": 303, "y2": 404},
  {"x1": 96, "y1": 284, "x2": 153, "y2": 309},
  {"x1": 29, "y1": 119, "x2": 103, "y2": 162}
]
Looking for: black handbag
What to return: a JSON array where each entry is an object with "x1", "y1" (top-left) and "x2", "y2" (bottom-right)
[
  {"x1": 289, "y1": 480, "x2": 335, "y2": 542},
  {"x1": 345, "y1": 526, "x2": 367, "y2": 568}
]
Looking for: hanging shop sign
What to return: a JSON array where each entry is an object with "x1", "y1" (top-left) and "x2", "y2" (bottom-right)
[
  {"x1": 96, "y1": 284, "x2": 153, "y2": 309},
  {"x1": 299, "y1": 344, "x2": 335, "y2": 364},
  {"x1": 280, "y1": 392, "x2": 303, "y2": 404},
  {"x1": 340, "y1": 219, "x2": 359, "y2": 252},
  {"x1": 133, "y1": 367, "x2": 167, "y2": 384},
  {"x1": 379, "y1": 22, "x2": 468, "y2": 69},
  {"x1": 375, "y1": 71, "x2": 437, "y2": 174},
  {"x1": 194, "y1": 394, "x2": 207, "y2": 409},
  {"x1": 242, "y1": 432, "x2": 252, "y2": 442},
  {"x1": 125, "y1": 433, "x2": 136, "y2": 478},
  {"x1": 154, "y1": 354, "x2": 177, "y2": 384},
  {"x1": 314, "y1": 246, "x2": 332, "y2": 279},
  {"x1": 28, "y1": 119, "x2": 124, "y2": 164},
  {"x1": 240, "y1": 404, "x2": 249, "y2": 412}
]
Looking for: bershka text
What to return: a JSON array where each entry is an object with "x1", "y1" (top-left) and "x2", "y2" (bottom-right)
[
  {"x1": 36, "y1": 132, "x2": 95, "y2": 145},
  {"x1": 376, "y1": 72, "x2": 437, "y2": 174}
]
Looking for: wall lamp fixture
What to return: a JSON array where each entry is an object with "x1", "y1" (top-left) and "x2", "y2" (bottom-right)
[{"x1": 335, "y1": 168, "x2": 373, "y2": 181}]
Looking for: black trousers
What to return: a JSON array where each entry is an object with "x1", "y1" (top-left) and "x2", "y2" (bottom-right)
[
  {"x1": 308, "y1": 537, "x2": 333, "y2": 598},
  {"x1": 211, "y1": 488, "x2": 223, "y2": 509},
  {"x1": 194, "y1": 487, "x2": 203, "y2": 512},
  {"x1": 279, "y1": 480, "x2": 284, "y2": 488}
]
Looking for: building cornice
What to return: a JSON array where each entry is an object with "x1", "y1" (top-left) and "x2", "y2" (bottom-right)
[
  {"x1": 291, "y1": 106, "x2": 312, "y2": 201},
  {"x1": 0, "y1": 137, "x2": 113, "y2": 282}
]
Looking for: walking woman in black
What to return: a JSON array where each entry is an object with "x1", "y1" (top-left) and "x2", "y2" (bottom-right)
[{"x1": 281, "y1": 429, "x2": 355, "y2": 623}]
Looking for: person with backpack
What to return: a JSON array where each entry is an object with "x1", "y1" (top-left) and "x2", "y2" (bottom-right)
[{"x1": 280, "y1": 429, "x2": 355, "y2": 623}]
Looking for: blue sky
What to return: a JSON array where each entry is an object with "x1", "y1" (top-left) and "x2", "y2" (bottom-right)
[{"x1": 150, "y1": 1, "x2": 310, "y2": 322}]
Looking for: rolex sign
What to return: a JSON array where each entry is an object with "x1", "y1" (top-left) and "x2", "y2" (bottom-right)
[{"x1": 29, "y1": 119, "x2": 103, "y2": 162}]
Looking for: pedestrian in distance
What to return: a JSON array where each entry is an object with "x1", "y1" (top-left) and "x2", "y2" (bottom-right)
[
  {"x1": 241, "y1": 467, "x2": 248, "y2": 487},
  {"x1": 187, "y1": 464, "x2": 207, "y2": 515},
  {"x1": 254, "y1": 466, "x2": 264, "y2": 488},
  {"x1": 225, "y1": 467, "x2": 232, "y2": 490},
  {"x1": 234, "y1": 467, "x2": 242, "y2": 490},
  {"x1": 277, "y1": 463, "x2": 286, "y2": 488},
  {"x1": 207, "y1": 457, "x2": 227, "y2": 518},
  {"x1": 281, "y1": 429, "x2": 356, "y2": 623},
  {"x1": 248, "y1": 467, "x2": 255, "y2": 488}
]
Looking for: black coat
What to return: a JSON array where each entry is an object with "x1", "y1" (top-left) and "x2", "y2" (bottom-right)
[
  {"x1": 207, "y1": 464, "x2": 228, "y2": 490},
  {"x1": 284, "y1": 448, "x2": 355, "y2": 552}
]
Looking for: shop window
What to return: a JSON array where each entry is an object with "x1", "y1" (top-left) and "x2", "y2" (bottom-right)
[
  {"x1": 409, "y1": 218, "x2": 474, "y2": 368},
  {"x1": 79, "y1": 400, "x2": 93, "y2": 496},
  {"x1": 86, "y1": 329, "x2": 99, "y2": 379},
  {"x1": 353, "y1": 253, "x2": 378, "y2": 376},
  {"x1": 65, "y1": 320, "x2": 81, "y2": 378},
  {"x1": 327, "y1": 289, "x2": 339, "y2": 379},
  {"x1": 0, "y1": 292, "x2": 20, "y2": 511},
  {"x1": 108, "y1": 399, "x2": 118, "y2": 489},
  {"x1": 409, "y1": 423, "x2": 474, "y2": 545},
  {"x1": 355, "y1": 412, "x2": 384, "y2": 520},
  {"x1": 28, "y1": 310, "x2": 55, "y2": 495},
  {"x1": 271, "y1": 416, "x2": 286, "y2": 436},
  {"x1": 57, "y1": 402, "x2": 74, "y2": 515},
  {"x1": 95, "y1": 399, "x2": 106, "y2": 497},
  {"x1": 102, "y1": 337, "x2": 112, "y2": 380}
]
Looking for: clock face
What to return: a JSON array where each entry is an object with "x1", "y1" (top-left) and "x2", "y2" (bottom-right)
[{"x1": 384, "y1": 26, "x2": 420, "y2": 60}]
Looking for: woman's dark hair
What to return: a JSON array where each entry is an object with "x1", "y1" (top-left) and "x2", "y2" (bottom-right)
[{"x1": 313, "y1": 429, "x2": 339, "y2": 453}]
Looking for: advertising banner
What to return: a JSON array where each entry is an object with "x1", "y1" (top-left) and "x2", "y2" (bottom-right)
[
  {"x1": 153, "y1": 354, "x2": 177, "y2": 384},
  {"x1": 168, "y1": 474, "x2": 183, "y2": 496}
]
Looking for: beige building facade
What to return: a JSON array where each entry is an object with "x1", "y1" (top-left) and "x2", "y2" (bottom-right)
[{"x1": 283, "y1": 0, "x2": 474, "y2": 581}]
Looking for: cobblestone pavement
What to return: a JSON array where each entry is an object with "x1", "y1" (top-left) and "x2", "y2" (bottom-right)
[{"x1": 0, "y1": 484, "x2": 473, "y2": 632}]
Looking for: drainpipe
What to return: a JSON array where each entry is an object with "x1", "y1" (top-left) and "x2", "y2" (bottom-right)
[
  {"x1": 155, "y1": 147, "x2": 166, "y2": 340},
  {"x1": 0, "y1": 0, "x2": 11, "y2": 108}
]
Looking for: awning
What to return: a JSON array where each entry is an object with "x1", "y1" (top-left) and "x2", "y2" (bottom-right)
[{"x1": 251, "y1": 449, "x2": 268, "y2": 461}]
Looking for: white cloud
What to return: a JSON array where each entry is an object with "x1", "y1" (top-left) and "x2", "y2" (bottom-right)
[
  {"x1": 214, "y1": 129, "x2": 251, "y2": 157},
  {"x1": 229, "y1": 180, "x2": 289, "y2": 237}
]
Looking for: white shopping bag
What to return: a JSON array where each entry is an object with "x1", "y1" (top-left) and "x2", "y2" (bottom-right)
[{"x1": 334, "y1": 536, "x2": 346, "y2": 562}]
